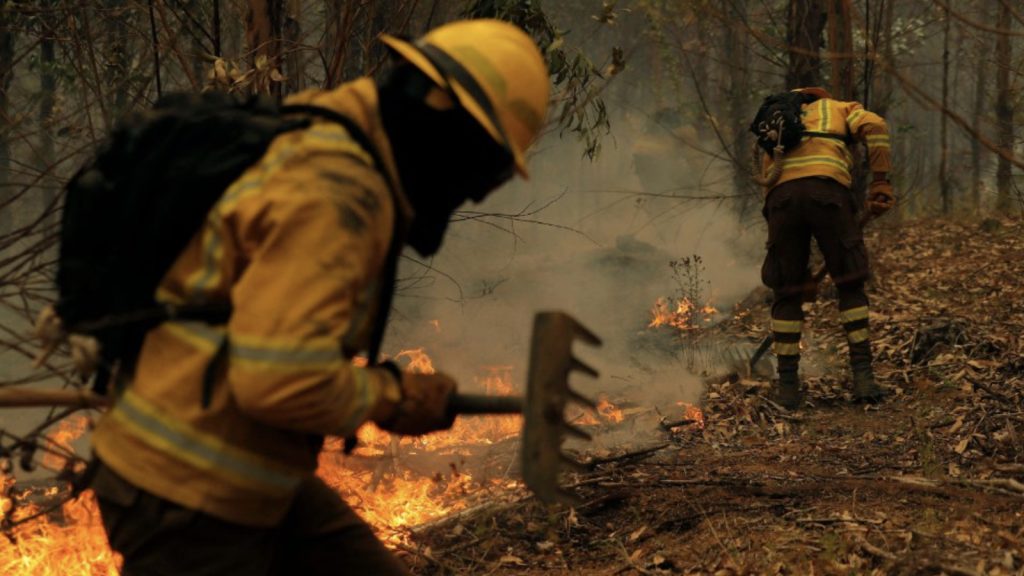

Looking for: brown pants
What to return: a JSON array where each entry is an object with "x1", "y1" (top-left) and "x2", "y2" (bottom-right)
[
  {"x1": 92, "y1": 461, "x2": 411, "y2": 576},
  {"x1": 761, "y1": 176, "x2": 870, "y2": 322}
]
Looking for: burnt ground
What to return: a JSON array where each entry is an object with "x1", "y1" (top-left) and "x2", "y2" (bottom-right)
[{"x1": 401, "y1": 217, "x2": 1024, "y2": 576}]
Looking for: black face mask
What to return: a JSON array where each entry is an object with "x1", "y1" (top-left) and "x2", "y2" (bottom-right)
[{"x1": 379, "y1": 65, "x2": 515, "y2": 257}]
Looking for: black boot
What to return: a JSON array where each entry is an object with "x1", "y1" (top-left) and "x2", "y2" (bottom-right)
[
  {"x1": 773, "y1": 355, "x2": 803, "y2": 410},
  {"x1": 849, "y1": 341, "x2": 885, "y2": 402}
]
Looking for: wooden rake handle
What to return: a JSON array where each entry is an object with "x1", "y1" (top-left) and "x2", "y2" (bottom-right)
[
  {"x1": 447, "y1": 393, "x2": 523, "y2": 416},
  {"x1": 0, "y1": 388, "x2": 109, "y2": 409}
]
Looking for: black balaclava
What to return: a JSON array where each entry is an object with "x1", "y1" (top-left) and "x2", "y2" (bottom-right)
[{"x1": 378, "y1": 64, "x2": 515, "y2": 257}]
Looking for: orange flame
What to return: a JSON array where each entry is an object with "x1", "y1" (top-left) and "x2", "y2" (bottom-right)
[
  {"x1": 0, "y1": 489, "x2": 121, "y2": 576},
  {"x1": 676, "y1": 401, "x2": 705, "y2": 429},
  {"x1": 648, "y1": 297, "x2": 717, "y2": 331},
  {"x1": 574, "y1": 394, "x2": 624, "y2": 426},
  {"x1": 596, "y1": 396, "x2": 624, "y2": 423}
]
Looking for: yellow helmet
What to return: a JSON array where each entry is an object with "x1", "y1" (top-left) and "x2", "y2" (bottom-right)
[{"x1": 380, "y1": 19, "x2": 550, "y2": 177}]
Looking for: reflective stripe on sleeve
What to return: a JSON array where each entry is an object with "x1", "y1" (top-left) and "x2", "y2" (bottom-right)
[
  {"x1": 846, "y1": 108, "x2": 866, "y2": 128},
  {"x1": 865, "y1": 134, "x2": 890, "y2": 149}
]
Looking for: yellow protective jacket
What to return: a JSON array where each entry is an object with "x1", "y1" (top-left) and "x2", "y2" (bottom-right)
[
  {"x1": 92, "y1": 78, "x2": 410, "y2": 527},
  {"x1": 763, "y1": 97, "x2": 891, "y2": 190}
]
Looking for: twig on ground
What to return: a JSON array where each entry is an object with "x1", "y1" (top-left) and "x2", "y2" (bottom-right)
[{"x1": 585, "y1": 443, "x2": 670, "y2": 470}]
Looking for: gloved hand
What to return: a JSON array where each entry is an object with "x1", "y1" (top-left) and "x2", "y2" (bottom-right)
[
  {"x1": 374, "y1": 369, "x2": 457, "y2": 436},
  {"x1": 866, "y1": 179, "x2": 895, "y2": 216}
]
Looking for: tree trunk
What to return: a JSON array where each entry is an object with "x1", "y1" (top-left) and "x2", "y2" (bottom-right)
[
  {"x1": 871, "y1": 0, "x2": 895, "y2": 117},
  {"x1": 0, "y1": 6, "x2": 14, "y2": 233},
  {"x1": 246, "y1": 0, "x2": 282, "y2": 96},
  {"x1": 995, "y1": 1, "x2": 1014, "y2": 213},
  {"x1": 939, "y1": 1, "x2": 951, "y2": 214},
  {"x1": 185, "y1": 0, "x2": 209, "y2": 89},
  {"x1": 39, "y1": 0, "x2": 59, "y2": 221},
  {"x1": 725, "y1": 0, "x2": 753, "y2": 212},
  {"x1": 826, "y1": 0, "x2": 854, "y2": 100},
  {"x1": 971, "y1": 17, "x2": 990, "y2": 213},
  {"x1": 284, "y1": 0, "x2": 302, "y2": 93},
  {"x1": 98, "y1": 0, "x2": 131, "y2": 113},
  {"x1": 786, "y1": 0, "x2": 826, "y2": 89}
]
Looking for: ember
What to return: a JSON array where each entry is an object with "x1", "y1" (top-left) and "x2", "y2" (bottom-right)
[
  {"x1": 575, "y1": 394, "x2": 626, "y2": 426},
  {"x1": 677, "y1": 401, "x2": 706, "y2": 429}
]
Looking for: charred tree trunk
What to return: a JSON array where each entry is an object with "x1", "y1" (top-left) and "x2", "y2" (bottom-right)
[
  {"x1": 826, "y1": 0, "x2": 854, "y2": 100},
  {"x1": 994, "y1": 1, "x2": 1014, "y2": 213},
  {"x1": 0, "y1": 7, "x2": 14, "y2": 233},
  {"x1": 939, "y1": 1, "x2": 951, "y2": 214},
  {"x1": 786, "y1": 0, "x2": 826, "y2": 89}
]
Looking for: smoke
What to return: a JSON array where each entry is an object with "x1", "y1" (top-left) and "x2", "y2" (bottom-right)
[{"x1": 385, "y1": 109, "x2": 766, "y2": 426}]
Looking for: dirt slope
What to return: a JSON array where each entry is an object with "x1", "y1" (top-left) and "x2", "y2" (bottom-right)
[{"x1": 404, "y1": 217, "x2": 1024, "y2": 576}]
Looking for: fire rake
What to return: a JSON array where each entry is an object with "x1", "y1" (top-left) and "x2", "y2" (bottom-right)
[{"x1": 446, "y1": 311, "x2": 602, "y2": 505}]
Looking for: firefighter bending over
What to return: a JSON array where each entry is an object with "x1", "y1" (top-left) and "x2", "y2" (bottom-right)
[
  {"x1": 756, "y1": 87, "x2": 895, "y2": 409},
  {"x1": 88, "y1": 20, "x2": 549, "y2": 575}
]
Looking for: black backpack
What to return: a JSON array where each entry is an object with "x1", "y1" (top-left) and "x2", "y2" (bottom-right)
[
  {"x1": 749, "y1": 91, "x2": 849, "y2": 154},
  {"x1": 55, "y1": 91, "x2": 391, "y2": 394}
]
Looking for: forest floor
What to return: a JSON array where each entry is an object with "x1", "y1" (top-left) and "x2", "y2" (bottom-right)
[{"x1": 402, "y1": 216, "x2": 1024, "y2": 576}]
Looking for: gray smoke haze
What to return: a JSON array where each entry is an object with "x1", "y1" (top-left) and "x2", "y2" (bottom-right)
[{"x1": 385, "y1": 110, "x2": 766, "y2": 428}]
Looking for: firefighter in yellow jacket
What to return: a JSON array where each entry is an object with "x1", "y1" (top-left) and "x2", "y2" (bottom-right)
[
  {"x1": 758, "y1": 87, "x2": 895, "y2": 409},
  {"x1": 88, "y1": 20, "x2": 549, "y2": 575}
]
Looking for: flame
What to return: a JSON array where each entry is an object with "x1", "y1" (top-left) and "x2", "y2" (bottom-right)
[
  {"x1": 648, "y1": 297, "x2": 717, "y2": 331},
  {"x1": 0, "y1": 488, "x2": 121, "y2": 576},
  {"x1": 40, "y1": 417, "x2": 90, "y2": 471},
  {"x1": 574, "y1": 394, "x2": 624, "y2": 426},
  {"x1": 596, "y1": 396, "x2": 624, "y2": 423},
  {"x1": 676, "y1": 401, "x2": 705, "y2": 429}
]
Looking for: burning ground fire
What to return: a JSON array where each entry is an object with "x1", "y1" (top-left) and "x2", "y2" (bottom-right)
[
  {"x1": 0, "y1": 346, "x2": 633, "y2": 574},
  {"x1": 648, "y1": 297, "x2": 717, "y2": 331}
]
